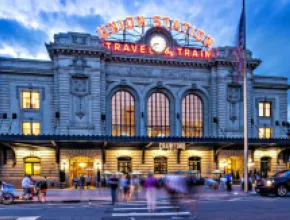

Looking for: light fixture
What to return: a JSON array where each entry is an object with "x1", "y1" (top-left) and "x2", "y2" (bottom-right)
[{"x1": 79, "y1": 162, "x2": 87, "y2": 168}]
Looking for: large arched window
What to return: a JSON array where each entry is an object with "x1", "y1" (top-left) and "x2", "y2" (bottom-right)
[
  {"x1": 154, "y1": 157, "x2": 167, "y2": 174},
  {"x1": 261, "y1": 157, "x2": 271, "y2": 178},
  {"x1": 147, "y1": 92, "x2": 170, "y2": 137},
  {"x1": 182, "y1": 94, "x2": 203, "y2": 137},
  {"x1": 112, "y1": 91, "x2": 135, "y2": 136},
  {"x1": 24, "y1": 157, "x2": 41, "y2": 175},
  {"x1": 188, "y1": 157, "x2": 201, "y2": 172}
]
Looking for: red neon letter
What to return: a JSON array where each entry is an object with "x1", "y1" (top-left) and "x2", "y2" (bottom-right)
[
  {"x1": 189, "y1": 26, "x2": 196, "y2": 37},
  {"x1": 176, "y1": 48, "x2": 182, "y2": 56},
  {"x1": 204, "y1": 36, "x2": 215, "y2": 47},
  {"x1": 192, "y1": 50, "x2": 198, "y2": 58},
  {"x1": 123, "y1": 43, "x2": 130, "y2": 52},
  {"x1": 184, "y1": 49, "x2": 190, "y2": 57},
  {"x1": 164, "y1": 47, "x2": 174, "y2": 57},
  {"x1": 125, "y1": 17, "x2": 135, "y2": 30},
  {"x1": 172, "y1": 19, "x2": 181, "y2": 32},
  {"x1": 153, "y1": 15, "x2": 161, "y2": 27},
  {"x1": 205, "y1": 50, "x2": 213, "y2": 59},
  {"x1": 195, "y1": 29, "x2": 205, "y2": 42},
  {"x1": 200, "y1": 50, "x2": 204, "y2": 58},
  {"x1": 136, "y1": 16, "x2": 146, "y2": 27},
  {"x1": 148, "y1": 46, "x2": 154, "y2": 55},
  {"x1": 131, "y1": 44, "x2": 138, "y2": 53},
  {"x1": 114, "y1": 43, "x2": 121, "y2": 51},
  {"x1": 108, "y1": 21, "x2": 119, "y2": 34},
  {"x1": 118, "y1": 20, "x2": 125, "y2": 31},
  {"x1": 140, "y1": 45, "x2": 146, "y2": 54},
  {"x1": 96, "y1": 26, "x2": 109, "y2": 39},
  {"x1": 182, "y1": 22, "x2": 191, "y2": 34},
  {"x1": 163, "y1": 16, "x2": 171, "y2": 28},
  {"x1": 104, "y1": 42, "x2": 112, "y2": 50}
]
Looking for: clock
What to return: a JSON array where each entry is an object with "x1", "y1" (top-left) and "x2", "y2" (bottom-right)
[{"x1": 149, "y1": 34, "x2": 167, "y2": 53}]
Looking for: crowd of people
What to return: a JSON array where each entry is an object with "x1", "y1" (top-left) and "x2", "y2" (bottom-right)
[{"x1": 108, "y1": 172, "x2": 199, "y2": 212}]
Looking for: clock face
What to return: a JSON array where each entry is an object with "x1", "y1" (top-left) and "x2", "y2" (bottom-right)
[{"x1": 150, "y1": 35, "x2": 167, "y2": 53}]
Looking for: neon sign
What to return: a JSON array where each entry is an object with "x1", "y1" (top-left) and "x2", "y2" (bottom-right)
[
  {"x1": 104, "y1": 41, "x2": 214, "y2": 59},
  {"x1": 97, "y1": 16, "x2": 215, "y2": 48}
]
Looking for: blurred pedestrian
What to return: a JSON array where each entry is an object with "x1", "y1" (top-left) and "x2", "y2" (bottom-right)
[
  {"x1": 123, "y1": 174, "x2": 131, "y2": 202},
  {"x1": 22, "y1": 174, "x2": 32, "y2": 200},
  {"x1": 49, "y1": 178, "x2": 55, "y2": 188},
  {"x1": 109, "y1": 174, "x2": 119, "y2": 205},
  {"x1": 96, "y1": 170, "x2": 101, "y2": 188},
  {"x1": 86, "y1": 176, "x2": 91, "y2": 189},
  {"x1": 119, "y1": 174, "x2": 127, "y2": 202},
  {"x1": 144, "y1": 172, "x2": 158, "y2": 212},
  {"x1": 73, "y1": 176, "x2": 79, "y2": 189},
  {"x1": 80, "y1": 174, "x2": 85, "y2": 189},
  {"x1": 225, "y1": 172, "x2": 232, "y2": 192},
  {"x1": 132, "y1": 175, "x2": 140, "y2": 200}
]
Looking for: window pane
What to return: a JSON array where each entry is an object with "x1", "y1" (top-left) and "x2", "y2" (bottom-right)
[
  {"x1": 33, "y1": 163, "x2": 41, "y2": 175},
  {"x1": 31, "y1": 91, "x2": 40, "y2": 109},
  {"x1": 147, "y1": 93, "x2": 170, "y2": 137},
  {"x1": 22, "y1": 91, "x2": 31, "y2": 109},
  {"x1": 25, "y1": 163, "x2": 32, "y2": 175},
  {"x1": 265, "y1": 103, "x2": 271, "y2": 117},
  {"x1": 182, "y1": 94, "x2": 203, "y2": 137},
  {"x1": 259, "y1": 102, "x2": 264, "y2": 116},
  {"x1": 265, "y1": 128, "x2": 271, "y2": 138},
  {"x1": 22, "y1": 122, "x2": 31, "y2": 135},
  {"x1": 25, "y1": 158, "x2": 40, "y2": 163},
  {"x1": 32, "y1": 123, "x2": 40, "y2": 135}
]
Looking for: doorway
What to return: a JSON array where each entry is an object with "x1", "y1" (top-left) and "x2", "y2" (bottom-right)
[
  {"x1": 227, "y1": 157, "x2": 244, "y2": 180},
  {"x1": 69, "y1": 156, "x2": 94, "y2": 184}
]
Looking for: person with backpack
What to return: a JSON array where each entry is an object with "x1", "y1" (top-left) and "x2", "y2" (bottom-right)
[{"x1": 36, "y1": 179, "x2": 48, "y2": 202}]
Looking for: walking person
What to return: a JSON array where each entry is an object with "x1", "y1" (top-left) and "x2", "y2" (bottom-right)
[
  {"x1": 22, "y1": 174, "x2": 32, "y2": 200},
  {"x1": 86, "y1": 176, "x2": 91, "y2": 189},
  {"x1": 73, "y1": 176, "x2": 79, "y2": 189},
  {"x1": 132, "y1": 175, "x2": 140, "y2": 200},
  {"x1": 144, "y1": 172, "x2": 158, "y2": 213},
  {"x1": 109, "y1": 174, "x2": 119, "y2": 205},
  {"x1": 123, "y1": 174, "x2": 131, "y2": 202},
  {"x1": 225, "y1": 172, "x2": 233, "y2": 192},
  {"x1": 96, "y1": 170, "x2": 101, "y2": 188},
  {"x1": 80, "y1": 174, "x2": 85, "y2": 189}
]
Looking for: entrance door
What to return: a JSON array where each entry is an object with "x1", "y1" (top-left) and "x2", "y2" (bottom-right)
[
  {"x1": 228, "y1": 157, "x2": 244, "y2": 180},
  {"x1": 70, "y1": 157, "x2": 94, "y2": 183}
]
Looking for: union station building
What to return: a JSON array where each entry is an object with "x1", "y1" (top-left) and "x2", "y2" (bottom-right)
[{"x1": 0, "y1": 17, "x2": 290, "y2": 187}]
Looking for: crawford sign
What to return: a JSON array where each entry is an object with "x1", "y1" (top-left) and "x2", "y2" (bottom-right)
[{"x1": 96, "y1": 16, "x2": 215, "y2": 48}]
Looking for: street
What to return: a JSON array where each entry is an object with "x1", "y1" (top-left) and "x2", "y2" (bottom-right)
[{"x1": 1, "y1": 195, "x2": 290, "y2": 220}]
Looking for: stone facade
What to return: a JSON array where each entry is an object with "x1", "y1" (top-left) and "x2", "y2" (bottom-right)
[{"x1": 0, "y1": 31, "x2": 289, "y2": 187}]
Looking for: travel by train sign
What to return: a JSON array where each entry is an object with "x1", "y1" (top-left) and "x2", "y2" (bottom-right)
[
  {"x1": 97, "y1": 16, "x2": 216, "y2": 59},
  {"x1": 103, "y1": 41, "x2": 214, "y2": 59}
]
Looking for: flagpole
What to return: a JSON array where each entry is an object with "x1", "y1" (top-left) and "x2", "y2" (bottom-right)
[{"x1": 242, "y1": 0, "x2": 248, "y2": 193}]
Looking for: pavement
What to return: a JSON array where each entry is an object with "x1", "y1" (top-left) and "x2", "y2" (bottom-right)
[{"x1": 12, "y1": 185, "x2": 258, "y2": 204}]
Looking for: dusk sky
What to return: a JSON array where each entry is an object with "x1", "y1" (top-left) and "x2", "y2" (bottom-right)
[{"x1": 0, "y1": 0, "x2": 290, "y2": 114}]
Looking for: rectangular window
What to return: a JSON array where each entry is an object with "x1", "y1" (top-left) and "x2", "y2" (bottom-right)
[
  {"x1": 259, "y1": 102, "x2": 271, "y2": 117},
  {"x1": 22, "y1": 122, "x2": 40, "y2": 135},
  {"x1": 259, "y1": 128, "x2": 272, "y2": 139},
  {"x1": 21, "y1": 90, "x2": 40, "y2": 109},
  {"x1": 24, "y1": 157, "x2": 41, "y2": 175}
]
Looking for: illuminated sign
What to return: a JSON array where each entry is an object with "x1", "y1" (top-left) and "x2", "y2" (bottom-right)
[
  {"x1": 104, "y1": 41, "x2": 214, "y2": 59},
  {"x1": 97, "y1": 15, "x2": 215, "y2": 48}
]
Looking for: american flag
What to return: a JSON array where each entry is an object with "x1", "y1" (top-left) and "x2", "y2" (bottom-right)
[{"x1": 231, "y1": 0, "x2": 246, "y2": 82}]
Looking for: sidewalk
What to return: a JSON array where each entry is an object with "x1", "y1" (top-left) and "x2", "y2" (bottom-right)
[{"x1": 13, "y1": 185, "x2": 258, "y2": 203}]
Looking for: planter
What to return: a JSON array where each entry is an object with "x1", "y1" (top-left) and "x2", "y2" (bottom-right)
[{"x1": 59, "y1": 182, "x2": 66, "y2": 189}]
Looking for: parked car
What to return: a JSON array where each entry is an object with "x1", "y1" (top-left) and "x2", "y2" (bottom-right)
[{"x1": 255, "y1": 170, "x2": 290, "y2": 197}]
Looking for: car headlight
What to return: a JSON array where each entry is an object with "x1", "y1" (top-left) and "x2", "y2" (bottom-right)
[{"x1": 266, "y1": 180, "x2": 273, "y2": 186}]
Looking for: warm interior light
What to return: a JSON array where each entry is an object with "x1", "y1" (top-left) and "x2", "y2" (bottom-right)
[{"x1": 79, "y1": 162, "x2": 87, "y2": 168}]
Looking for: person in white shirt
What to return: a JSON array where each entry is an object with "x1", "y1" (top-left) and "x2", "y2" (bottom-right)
[{"x1": 22, "y1": 175, "x2": 32, "y2": 200}]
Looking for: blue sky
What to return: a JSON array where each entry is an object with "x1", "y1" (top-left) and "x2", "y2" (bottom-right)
[{"x1": 0, "y1": 0, "x2": 290, "y2": 109}]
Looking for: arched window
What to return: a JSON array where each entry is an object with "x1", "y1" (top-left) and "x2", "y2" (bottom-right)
[
  {"x1": 147, "y1": 92, "x2": 170, "y2": 137},
  {"x1": 154, "y1": 157, "x2": 167, "y2": 174},
  {"x1": 118, "y1": 157, "x2": 132, "y2": 174},
  {"x1": 188, "y1": 157, "x2": 201, "y2": 172},
  {"x1": 182, "y1": 94, "x2": 203, "y2": 137},
  {"x1": 112, "y1": 91, "x2": 135, "y2": 136},
  {"x1": 24, "y1": 157, "x2": 41, "y2": 175},
  {"x1": 261, "y1": 157, "x2": 271, "y2": 178}
]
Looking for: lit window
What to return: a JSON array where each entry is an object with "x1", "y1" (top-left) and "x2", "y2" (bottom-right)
[
  {"x1": 259, "y1": 127, "x2": 272, "y2": 139},
  {"x1": 147, "y1": 93, "x2": 170, "y2": 137},
  {"x1": 259, "y1": 102, "x2": 271, "y2": 117},
  {"x1": 182, "y1": 94, "x2": 203, "y2": 137},
  {"x1": 117, "y1": 157, "x2": 132, "y2": 174},
  {"x1": 22, "y1": 122, "x2": 40, "y2": 135},
  {"x1": 22, "y1": 90, "x2": 40, "y2": 109},
  {"x1": 24, "y1": 157, "x2": 41, "y2": 175},
  {"x1": 189, "y1": 157, "x2": 201, "y2": 172},
  {"x1": 112, "y1": 91, "x2": 135, "y2": 136},
  {"x1": 154, "y1": 157, "x2": 167, "y2": 174}
]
